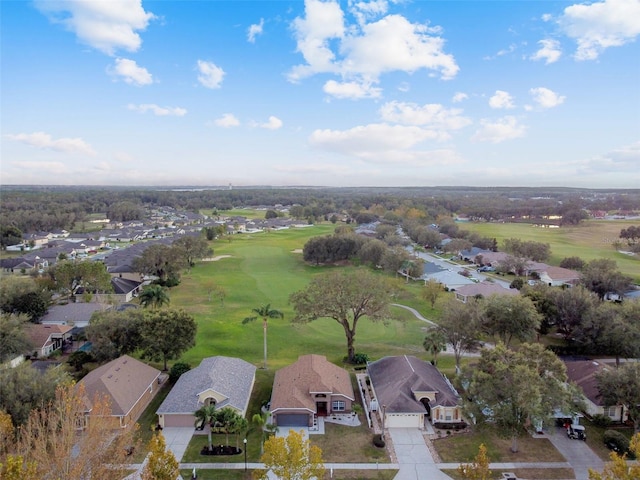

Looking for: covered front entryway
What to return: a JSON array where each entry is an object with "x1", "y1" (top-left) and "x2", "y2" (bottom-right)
[
  {"x1": 276, "y1": 414, "x2": 309, "y2": 427},
  {"x1": 316, "y1": 401, "x2": 327, "y2": 416}
]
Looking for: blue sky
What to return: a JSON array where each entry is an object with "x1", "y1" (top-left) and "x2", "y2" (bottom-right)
[{"x1": 1, "y1": 0, "x2": 639, "y2": 188}]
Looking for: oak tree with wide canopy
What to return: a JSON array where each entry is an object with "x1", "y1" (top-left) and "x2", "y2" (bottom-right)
[{"x1": 289, "y1": 269, "x2": 394, "y2": 363}]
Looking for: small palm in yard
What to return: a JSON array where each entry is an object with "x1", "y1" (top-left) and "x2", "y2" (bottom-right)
[
  {"x1": 139, "y1": 284, "x2": 170, "y2": 309},
  {"x1": 194, "y1": 404, "x2": 217, "y2": 451},
  {"x1": 423, "y1": 327, "x2": 446, "y2": 366},
  {"x1": 243, "y1": 304, "x2": 283, "y2": 369}
]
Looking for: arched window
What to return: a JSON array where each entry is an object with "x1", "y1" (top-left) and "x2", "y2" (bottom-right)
[{"x1": 205, "y1": 397, "x2": 216, "y2": 407}]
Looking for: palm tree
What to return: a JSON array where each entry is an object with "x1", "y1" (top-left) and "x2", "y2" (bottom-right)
[
  {"x1": 252, "y1": 411, "x2": 269, "y2": 454},
  {"x1": 139, "y1": 284, "x2": 170, "y2": 309},
  {"x1": 423, "y1": 328, "x2": 447, "y2": 366},
  {"x1": 242, "y1": 303, "x2": 283, "y2": 369},
  {"x1": 194, "y1": 404, "x2": 217, "y2": 450}
]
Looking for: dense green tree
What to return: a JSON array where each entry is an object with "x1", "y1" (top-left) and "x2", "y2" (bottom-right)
[
  {"x1": 560, "y1": 256, "x2": 585, "y2": 270},
  {"x1": 0, "y1": 362, "x2": 70, "y2": 426},
  {"x1": 465, "y1": 343, "x2": 577, "y2": 453},
  {"x1": 133, "y1": 244, "x2": 186, "y2": 285},
  {"x1": 597, "y1": 362, "x2": 640, "y2": 433},
  {"x1": 0, "y1": 225, "x2": 23, "y2": 249},
  {"x1": 256, "y1": 429, "x2": 325, "y2": 480},
  {"x1": 437, "y1": 298, "x2": 483, "y2": 372},
  {"x1": 0, "y1": 313, "x2": 33, "y2": 363},
  {"x1": 139, "y1": 309, "x2": 197, "y2": 371},
  {"x1": 85, "y1": 309, "x2": 144, "y2": 362},
  {"x1": 522, "y1": 284, "x2": 558, "y2": 337},
  {"x1": 581, "y1": 259, "x2": 633, "y2": 300},
  {"x1": 290, "y1": 269, "x2": 394, "y2": 363},
  {"x1": 242, "y1": 304, "x2": 284, "y2": 369},
  {"x1": 168, "y1": 362, "x2": 191, "y2": 383},
  {"x1": 482, "y1": 295, "x2": 541, "y2": 348},
  {"x1": 502, "y1": 238, "x2": 551, "y2": 262},
  {"x1": 173, "y1": 235, "x2": 212, "y2": 267},
  {"x1": 50, "y1": 260, "x2": 112, "y2": 300},
  {"x1": 356, "y1": 238, "x2": 387, "y2": 267},
  {"x1": 139, "y1": 284, "x2": 170, "y2": 309},
  {"x1": 0, "y1": 277, "x2": 50, "y2": 322},
  {"x1": 553, "y1": 286, "x2": 598, "y2": 341},
  {"x1": 422, "y1": 279, "x2": 443, "y2": 309}
]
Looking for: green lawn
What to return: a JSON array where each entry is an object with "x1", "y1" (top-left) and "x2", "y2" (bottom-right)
[{"x1": 461, "y1": 219, "x2": 640, "y2": 282}]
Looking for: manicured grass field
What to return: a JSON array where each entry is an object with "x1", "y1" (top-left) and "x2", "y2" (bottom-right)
[
  {"x1": 170, "y1": 225, "x2": 436, "y2": 371},
  {"x1": 460, "y1": 220, "x2": 640, "y2": 282}
]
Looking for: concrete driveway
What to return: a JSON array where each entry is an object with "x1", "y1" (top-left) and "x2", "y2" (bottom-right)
[
  {"x1": 161, "y1": 427, "x2": 195, "y2": 462},
  {"x1": 387, "y1": 428, "x2": 451, "y2": 480},
  {"x1": 548, "y1": 426, "x2": 604, "y2": 480}
]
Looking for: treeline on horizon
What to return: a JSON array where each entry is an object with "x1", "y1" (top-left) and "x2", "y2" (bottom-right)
[{"x1": 1, "y1": 185, "x2": 639, "y2": 235}]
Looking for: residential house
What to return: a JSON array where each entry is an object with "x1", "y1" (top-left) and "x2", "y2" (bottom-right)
[
  {"x1": 78, "y1": 355, "x2": 162, "y2": 429},
  {"x1": 270, "y1": 354, "x2": 355, "y2": 427},
  {"x1": 367, "y1": 355, "x2": 465, "y2": 430},
  {"x1": 474, "y1": 251, "x2": 509, "y2": 267},
  {"x1": 454, "y1": 282, "x2": 519, "y2": 303},
  {"x1": 156, "y1": 356, "x2": 256, "y2": 428},
  {"x1": 527, "y1": 263, "x2": 581, "y2": 287},
  {"x1": 26, "y1": 323, "x2": 73, "y2": 358},
  {"x1": 40, "y1": 302, "x2": 111, "y2": 329},
  {"x1": 563, "y1": 360, "x2": 628, "y2": 423}
]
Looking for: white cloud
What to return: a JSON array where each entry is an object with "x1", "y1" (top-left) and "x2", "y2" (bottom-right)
[
  {"x1": 558, "y1": 0, "x2": 640, "y2": 60},
  {"x1": 471, "y1": 116, "x2": 526, "y2": 143},
  {"x1": 452, "y1": 92, "x2": 468, "y2": 103},
  {"x1": 580, "y1": 141, "x2": 640, "y2": 172},
  {"x1": 110, "y1": 58, "x2": 153, "y2": 86},
  {"x1": 378, "y1": 101, "x2": 472, "y2": 131},
  {"x1": 349, "y1": 0, "x2": 389, "y2": 25},
  {"x1": 489, "y1": 90, "x2": 515, "y2": 109},
  {"x1": 323, "y1": 79, "x2": 382, "y2": 99},
  {"x1": 5, "y1": 132, "x2": 96, "y2": 156},
  {"x1": 197, "y1": 60, "x2": 225, "y2": 89},
  {"x1": 310, "y1": 123, "x2": 440, "y2": 154},
  {"x1": 530, "y1": 39, "x2": 562, "y2": 64},
  {"x1": 289, "y1": 0, "x2": 345, "y2": 81},
  {"x1": 529, "y1": 87, "x2": 566, "y2": 109},
  {"x1": 35, "y1": 0, "x2": 155, "y2": 56},
  {"x1": 289, "y1": 0, "x2": 459, "y2": 94},
  {"x1": 260, "y1": 116, "x2": 283, "y2": 130},
  {"x1": 214, "y1": 113, "x2": 240, "y2": 127},
  {"x1": 127, "y1": 104, "x2": 187, "y2": 116},
  {"x1": 248, "y1": 18, "x2": 264, "y2": 43}
]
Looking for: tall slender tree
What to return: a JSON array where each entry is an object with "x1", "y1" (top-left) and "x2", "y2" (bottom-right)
[
  {"x1": 194, "y1": 404, "x2": 217, "y2": 450},
  {"x1": 139, "y1": 284, "x2": 170, "y2": 309},
  {"x1": 243, "y1": 304, "x2": 283, "y2": 369},
  {"x1": 423, "y1": 328, "x2": 447, "y2": 366}
]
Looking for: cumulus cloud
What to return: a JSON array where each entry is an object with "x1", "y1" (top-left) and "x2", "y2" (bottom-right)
[
  {"x1": 323, "y1": 80, "x2": 382, "y2": 99},
  {"x1": 288, "y1": 0, "x2": 459, "y2": 98},
  {"x1": 260, "y1": 116, "x2": 283, "y2": 130},
  {"x1": 5, "y1": 132, "x2": 96, "y2": 156},
  {"x1": 471, "y1": 116, "x2": 526, "y2": 143},
  {"x1": 35, "y1": 0, "x2": 155, "y2": 56},
  {"x1": 248, "y1": 18, "x2": 264, "y2": 43},
  {"x1": 214, "y1": 113, "x2": 240, "y2": 127},
  {"x1": 452, "y1": 92, "x2": 468, "y2": 103},
  {"x1": 197, "y1": 60, "x2": 225, "y2": 89},
  {"x1": 558, "y1": 0, "x2": 640, "y2": 60},
  {"x1": 528, "y1": 87, "x2": 566, "y2": 109},
  {"x1": 530, "y1": 39, "x2": 562, "y2": 64},
  {"x1": 378, "y1": 101, "x2": 472, "y2": 131},
  {"x1": 109, "y1": 58, "x2": 153, "y2": 86},
  {"x1": 489, "y1": 90, "x2": 515, "y2": 109},
  {"x1": 127, "y1": 103, "x2": 187, "y2": 116}
]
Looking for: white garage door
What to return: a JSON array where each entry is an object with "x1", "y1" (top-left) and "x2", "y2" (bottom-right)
[{"x1": 386, "y1": 413, "x2": 422, "y2": 428}]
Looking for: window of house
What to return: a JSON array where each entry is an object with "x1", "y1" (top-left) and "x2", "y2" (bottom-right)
[
  {"x1": 332, "y1": 400, "x2": 346, "y2": 411},
  {"x1": 606, "y1": 406, "x2": 617, "y2": 417},
  {"x1": 205, "y1": 397, "x2": 216, "y2": 407}
]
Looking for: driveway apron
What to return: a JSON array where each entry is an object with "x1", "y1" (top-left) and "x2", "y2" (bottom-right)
[
  {"x1": 388, "y1": 428, "x2": 451, "y2": 480},
  {"x1": 548, "y1": 426, "x2": 604, "y2": 480},
  {"x1": 161, "y1": 427, "x2": 195, "y2": 462}
]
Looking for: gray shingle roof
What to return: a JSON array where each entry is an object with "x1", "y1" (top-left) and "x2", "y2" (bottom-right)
[
  {"x1": 157, "y1": 356, "x2": 256, "y2": 415},
  {"x1": 368, "y1": 355, "x2": 460, "y2": 414}
]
